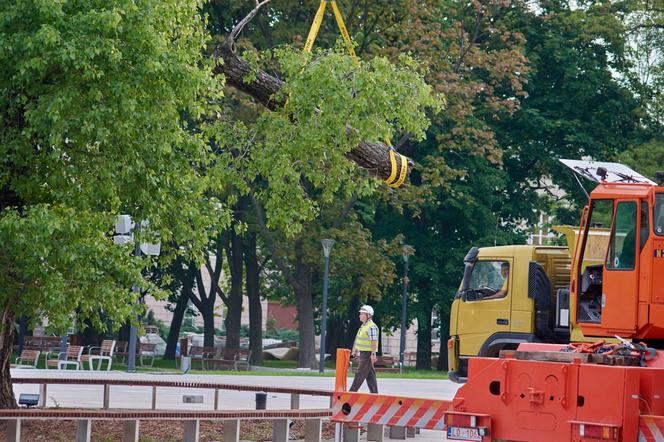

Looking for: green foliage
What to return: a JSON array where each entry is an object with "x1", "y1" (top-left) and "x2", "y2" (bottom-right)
[
  {"x1": 0, "y1": 0, "x2": 224, "y2": 331},
  {"x1": 210, "y1": 47, "x2": 442, "y2": 236},
  {"x1": 497, "y1": 1, "x2": 643, "y2": 224}
]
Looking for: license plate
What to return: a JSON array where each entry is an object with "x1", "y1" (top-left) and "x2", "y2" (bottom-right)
[{"x1": 447, "y1": 426, "x2": 482, "y2": 441}]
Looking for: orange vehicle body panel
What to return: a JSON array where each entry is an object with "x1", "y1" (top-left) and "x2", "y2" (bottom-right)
[
  {"x1": 449, "y1": 354, "x2": 664, "y2": 442},
  {"x1": 601, "y1": 263, "x2": 638, "y2": 333},
  {"x1": 652, "y1": 238, "x2": 664, "y2": 305}
]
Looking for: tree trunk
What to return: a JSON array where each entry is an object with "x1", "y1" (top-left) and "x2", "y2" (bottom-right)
[
  {"x1": 164, "y1": 292, "x2": 190, "y2": 359},
  {"x1": 0, "y1": 304, "x2": 17, "y2": 409},
  {"x1": 81, "y1": 319, "x2": 101, "y2": 347},
  {"x1": 214, "y1": 41, "x2": 412, "y2": 183},
  {"x1": 245, "y1": 231, "x2": 263, "y2": 364},
  {"x1": 415, "y1": 308, "x2": 432, "y2": 370},
  {"x1": 118, "y1": 322, "x2": 131, "y2": 342},
  {"x1": 17, "y1": 315, "x2": 28, "y2": 354},
  {"x1": 192, "y1": 265, "x2": 218, "y2": 347},
  {"x1": 201, "y1": 299, "x2": 216, "y2": 347},
  {"x1": 224, "y1": 284, "x2": 242, "y2": 350},
  {"x1": 225, "y1": 203, "x2": 245, "y2": 349},
  {"x1": 294, "y1": 263, "x2": 316, "y2": 369},
  {"x1": 437, "y1": 317, "x2": 449, "y2": 371}
]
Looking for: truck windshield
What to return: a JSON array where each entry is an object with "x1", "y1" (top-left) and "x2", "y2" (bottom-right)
[
  {"x1": 461, "y1": 260, "x2": 509, "y2": 301},
  {"x1": 655, "y1": 193, "x2": 664, "y2": 236}
]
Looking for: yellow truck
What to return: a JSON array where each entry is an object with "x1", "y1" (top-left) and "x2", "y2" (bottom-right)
[{"x1": 447, "y1": 226, "x2": 614, "y2": 382}]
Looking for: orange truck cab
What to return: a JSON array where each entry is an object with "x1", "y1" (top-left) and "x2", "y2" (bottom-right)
[{"x1": 566, "y1": 160, "x2": 664, "y2": 343}]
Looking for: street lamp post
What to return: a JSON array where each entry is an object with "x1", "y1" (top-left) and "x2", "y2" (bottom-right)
[
  {"x1": 320, "y1": 239, "x2": 334, "y2": 373},
  {"x1": 126, "y1": 235, "x2": 142, "y2": 373},
  {"x1": 114, "y1": 215, "x2": 160, "y2": 373},
  {"x1": 399, "y1": 247, "x2": 410, "y2": 374}
]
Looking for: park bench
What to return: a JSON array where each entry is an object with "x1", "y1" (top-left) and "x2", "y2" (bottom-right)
[
  {"x1": 80, "y1": 340, "x2": 116, "y2": 371},
  {"x1": 46, "y1": 345, "x2": 84, "y2": 370},
  {"x1": 114, "y1": 340, "x2": 129, "y2": 363},
  {"x1": 139, "y1": 342, "x2": 157, "y2": 368},
  {"x1": 350, "y1": 355, "x2": 399, "y2": 373},
  {"x1": 189, "y1": 345, "x2": 218, "y2": 370},
  {"x1": 11, "y1": 350, "x2": 40, "y2": 369},
  {"x1": 208, "y1": 348, "x2": 251, "y2": 371},
  {"x1": 374, "y1": 355, "x2": 399, "y2": 373},
  {"x1": 113, "y1": 341, "x2": 157, "y2": 367},
  {"x1": 404, "y1": 351, "x2": 417, "y2": 366}
]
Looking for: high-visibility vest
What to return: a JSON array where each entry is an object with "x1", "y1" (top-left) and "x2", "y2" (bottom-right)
[{"x1": 354, "y1": 319, "x2": 376, "y2": 352}]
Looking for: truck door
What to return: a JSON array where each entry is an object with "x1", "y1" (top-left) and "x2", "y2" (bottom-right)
[
  {"x1": 456, "y1": 260, "x2": 512, "y2": 355},
  {"x1": 602, "y1": 200, "x2": 639, "y2": 333}
]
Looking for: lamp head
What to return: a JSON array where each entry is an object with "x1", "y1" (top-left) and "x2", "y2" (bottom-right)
[{"x1": 321, "y1": 239, "x2": 335, "y2": 258}]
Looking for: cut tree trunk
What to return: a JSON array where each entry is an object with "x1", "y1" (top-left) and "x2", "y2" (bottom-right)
[
  {"x1": 214, "y1": 41, "x2": 412, "y2": 183},
  {"x1": 0, "y1": 304, "x2": 17, "y2": 409}
]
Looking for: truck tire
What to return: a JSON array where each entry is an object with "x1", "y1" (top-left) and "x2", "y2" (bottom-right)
[{"x1": 528, "y1": 261, "x2": 555, "y2": 341}]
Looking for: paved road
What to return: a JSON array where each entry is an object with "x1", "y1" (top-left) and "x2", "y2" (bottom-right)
[{"x1": 10, "y1": 369, "x2": 462, "y2": 441}]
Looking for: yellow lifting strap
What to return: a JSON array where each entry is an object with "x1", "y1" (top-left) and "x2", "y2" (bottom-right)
[
  {"x1": 385, "y1": 148, "x2": 408, "y2": 188},
  {"x1": 304, "y1": 0, "x2": 357, "y2": 60},
  {"x1": 304, "y1": 1, "x2": 408, "y2": 188}
]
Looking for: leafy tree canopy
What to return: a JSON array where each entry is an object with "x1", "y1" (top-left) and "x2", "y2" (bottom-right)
[
  {"x1": 210, "y1": 47, "x2": 442, "y2": 236},
  {"x1": 0, "y1": 0, "x2": 224, "y2": 330}
]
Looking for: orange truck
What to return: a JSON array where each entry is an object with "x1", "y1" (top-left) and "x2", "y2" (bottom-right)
[{"x1": 331, "y1": 160, "x2": 664, "y2": 441}]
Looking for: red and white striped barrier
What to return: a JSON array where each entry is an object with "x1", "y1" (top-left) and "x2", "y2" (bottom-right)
[
  {"x1": 640, "y1": 415, "x2": 664, "y2": 441},
  {"x1": 331, "y1": 391, "x2": 451, "y2": 430}
]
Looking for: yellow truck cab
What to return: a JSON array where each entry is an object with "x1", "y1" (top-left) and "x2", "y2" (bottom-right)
[{"x1": 447, "y1": 243, "x2": 571, "y2": 382}]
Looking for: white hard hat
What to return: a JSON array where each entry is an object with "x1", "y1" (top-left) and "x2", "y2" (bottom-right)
[{"x1": 359, "y1": 305, "x2": 374, "y2": 316}]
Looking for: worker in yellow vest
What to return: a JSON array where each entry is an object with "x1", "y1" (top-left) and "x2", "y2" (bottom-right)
[{"x1": 350, "y1": 305, "x2": 379, "y2": 393}]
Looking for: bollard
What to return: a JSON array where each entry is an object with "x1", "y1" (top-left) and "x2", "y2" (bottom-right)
[
  {"x1": 335, "y1": 349, "x2": 351, "y2": 392},
  {"x1": 255, "y1": 391, "x2": 267, "y2": 410},
  {"x1": 180, "y1": 356, "x2": 192, "y2": 373}
]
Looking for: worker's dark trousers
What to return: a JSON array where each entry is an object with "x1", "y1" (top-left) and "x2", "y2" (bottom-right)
[{"x1": 350, "y1": 351, "x2": 378, "y2": 393}]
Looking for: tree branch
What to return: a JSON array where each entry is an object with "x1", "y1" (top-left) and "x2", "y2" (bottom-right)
[
  {"x1": 213, "y1": 7, "x2": 413, "y2": 184},
  {"x1": 228, "y1": 0, "x2": 272, "y2": 45},
  {"x1": 331, "y1": 193, "x2": 358, "y2": 229}
]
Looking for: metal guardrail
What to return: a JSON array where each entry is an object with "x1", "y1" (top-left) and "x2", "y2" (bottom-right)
[
  {"x1": 0, "y1": 408, "x2": 332, "y2": 419},
  {"x1": 11, "y1": 376, "x2": 333, "y2": 410},
  {"x1": 11, "y1": 376, "x2": 333, "y2": 396}
]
